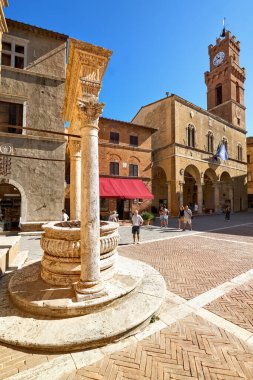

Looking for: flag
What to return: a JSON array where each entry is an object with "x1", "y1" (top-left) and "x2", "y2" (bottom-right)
[{"x1": 217, "y1": 143, "x2": 228, "y2": 160}]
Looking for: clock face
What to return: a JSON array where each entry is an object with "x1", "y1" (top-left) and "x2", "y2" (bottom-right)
[{"x1": 213, "y1": 51, "x2": 225, "y2": 66}]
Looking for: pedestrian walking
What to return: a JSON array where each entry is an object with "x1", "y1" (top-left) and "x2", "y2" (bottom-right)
[
  {"x1": 163, "y1": 207, "x2": 169, "y2": 227},
  {"x1": 194, "y1": 203, "x2": 199, "y2": 214},
  {"x1": 61, "y1": 209, "x2": 69, "y2": 222},
  {"x1": 183, "y1": 205, "x2": 192, "y2": 231},
  {"x1": 178, "y1": 205, "x2": 184, "y2": 230},
  {"x1": 131, "y1": 209, "x2": 143, "y2": 244},
  {"x1": 159, "y1": 207, "x2": 165, "y2": 228},
  {"x1": 225, "y1": 206, "x2": 231, "y2": 221}
]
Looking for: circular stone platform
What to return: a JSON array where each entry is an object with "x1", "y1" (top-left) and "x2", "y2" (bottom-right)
[
  {"x1": 8, "y1": 257, "x2": 143, "y2": 318},
  {"x1": 0, "y1": 257, "x2": 166, "y2": 351}
]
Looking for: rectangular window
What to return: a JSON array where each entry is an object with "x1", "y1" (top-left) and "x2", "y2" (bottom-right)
[
  {"x1": 110, "y1": 162, "x2": 119, "y2": 175},
  {"x1": 247, "y1": 155, "x2": 250, "y2": 163},
  {"x1": 0, "y1": 101, "x2": 23, "y2": 134},
  {"x1": 1, "y1": 38, "x2": 26, "y2": 69},
  {"x1": 129, "y1": 164, "x2": 138, "y2": 177},
  {"x1": 109, "y1": 132, "x2": 119, "y2": 144},
  {"x1": 130, "y1": 135, "x2": 138, "y2": 146}
]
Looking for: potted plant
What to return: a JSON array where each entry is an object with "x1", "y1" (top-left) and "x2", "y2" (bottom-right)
[{"x1": 141, "y1": 211, "x2": 154, "y2": 225}]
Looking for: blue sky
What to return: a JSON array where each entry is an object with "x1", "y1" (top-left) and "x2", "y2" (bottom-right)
[{"x1": 5, "y1": 0, "x2": 253, "y2": 136}]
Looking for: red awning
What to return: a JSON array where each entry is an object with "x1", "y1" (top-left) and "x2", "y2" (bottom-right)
[{"x1": 99, "y1": 178, "x2": 154, "y2": 200}]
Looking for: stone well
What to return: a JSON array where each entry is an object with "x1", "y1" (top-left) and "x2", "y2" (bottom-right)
[{"x1": 40, "y1": 220, "x2": 120, "y2": 286}]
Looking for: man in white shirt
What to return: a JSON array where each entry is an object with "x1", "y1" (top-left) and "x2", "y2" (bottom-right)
[
  {"x1": 61, "y1": 209, "x2": 69, "y2": 222},
  {"x1": 131, "y1": 209, "x2": 143, "y2": 244}
]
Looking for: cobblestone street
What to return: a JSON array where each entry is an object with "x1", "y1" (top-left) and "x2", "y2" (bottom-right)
[{"x1": 1, "y1": 212, "x2": 253, "y2": 379}]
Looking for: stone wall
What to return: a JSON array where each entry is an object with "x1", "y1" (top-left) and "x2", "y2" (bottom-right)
[{"x1": 0, "y1": 21, "x2": 67, "y2": 225}]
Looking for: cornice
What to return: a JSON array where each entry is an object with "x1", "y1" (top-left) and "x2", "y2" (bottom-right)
[
  {"x1": 6, "y1": 18, "x2": 68, "y2": 40},
  {"x1": 99, "y1": 141, "x2": 151, "y2": 153},
  {"x1": 64, "y1": 38, "x2": 112, "y2": 125}
]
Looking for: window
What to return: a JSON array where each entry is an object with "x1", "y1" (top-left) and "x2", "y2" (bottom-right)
[
  {"x1": 129, "y1": 164, "x2": 138, "y2": 177},
  {"x1": 109, "y1": 132, "x2": 119, "y2": 144},
  {"x1": 130, "y1": 135, "x2": 138, "y2": 146},
  {"x1": 110, "y1": 162, "x2": 119, "y2": 175},
  {"x1": 248, "y1": 173, "x2": 252, "y2": 181},
  {"x1": 0, "y1": 101, "x2": 23, "y2": 134},
  {"x1": 237, "y1": 144, "x2": 242, "y2": 161},
  {"x1": 247, "y1": 155, "x2": 250, "y2": 163},
  {"x1": 207, "y1": 132, "x2": 214, "y2": 153},
  {"x1": 1, "y1": 37, "x2": 27, "y2": 69},
  {"x1": 187, "y1": 124, "x2": 195, "y2": 148},
  {"x1": 215, "y1": 85, "x2": 222, "y2": 105}
]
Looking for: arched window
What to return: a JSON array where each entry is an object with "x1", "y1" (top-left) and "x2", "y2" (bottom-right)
[
  {"x1": 215, "y1": 84, "x2": 222, "y2": 105},
  {"x1": 207, "y1": 132, "x2": 214, "y2": 153},
  {"x1": 237, "y1": 144, "x2": 242, "y2": 161},
  {"x1": 187, "y1": 124, "x2": 196, "y2": 148}
]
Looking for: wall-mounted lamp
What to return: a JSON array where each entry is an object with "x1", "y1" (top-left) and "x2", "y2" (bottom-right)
[{"x1": 42, "y1": 203, "x2": 46, "y2": 208}]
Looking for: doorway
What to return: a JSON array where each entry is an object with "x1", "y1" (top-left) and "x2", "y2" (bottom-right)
[
  {"x1": 0, "y1": 183, "x2": 21, "y2": 230},
  {"x1": 117, "y1": 199, "x2": 124, "y2": 220}
]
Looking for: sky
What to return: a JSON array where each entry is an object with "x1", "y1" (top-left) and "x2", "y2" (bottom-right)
[{"x1": 4, "y1": 0, "x2": 253, "y2": 136}]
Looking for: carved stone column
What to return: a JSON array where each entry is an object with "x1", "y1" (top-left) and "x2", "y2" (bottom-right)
[
  {"x1": 69, "y1": 139, "x2": 81, "y2": 220},
  {"x1": 75, "y1": 100, "x2": 106, "y2": 300},
  {"x1": 229, "y1": 186, "x2": 233, "y2": 211},
  {"x1": 166, "y1": 181, "x2": 171, "y2": 211},
  {"x1": 179, "y1": 181, "x2": 184, "y2": 207},
  {"x1": 214, "y1": 182, "x2": 220, "y2": 213},
  {"x1": 197, "y1": 183, "x2": 203, "y2": 213}
]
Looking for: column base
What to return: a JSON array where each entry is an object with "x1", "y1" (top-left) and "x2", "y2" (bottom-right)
[{"x1": 75, "y1": 280, "x2": 107, "y2": 301}]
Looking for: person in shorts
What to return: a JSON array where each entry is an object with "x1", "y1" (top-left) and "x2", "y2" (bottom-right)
[
  {"x1": 131, "y1": 209, "x2": 143, "y2": 244},
  {"x1": 183, "y1": 205, "x2": 192, "y2": 231},
  {"x1": 178, "y1": 205, "x2": 184, "y2": 230},
  {"x1": 159, "y1": 207, "x2": 165, "y2": 227}
]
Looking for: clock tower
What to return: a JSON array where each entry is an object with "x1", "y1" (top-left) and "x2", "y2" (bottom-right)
[{"x1": 205, "y1": 30, "x2": 246, "y2": 129}]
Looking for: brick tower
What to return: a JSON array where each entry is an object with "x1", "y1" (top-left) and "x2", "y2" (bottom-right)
[{"x1": 205, "y1": 30, "x2": 246, "y2": 129}]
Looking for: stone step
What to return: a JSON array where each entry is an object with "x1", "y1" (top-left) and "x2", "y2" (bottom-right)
[{"x1": 0, "y1": 235, "x2": 20, "y2": 276}]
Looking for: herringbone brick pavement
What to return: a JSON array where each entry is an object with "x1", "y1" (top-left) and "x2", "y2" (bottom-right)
[
  {"x1": 71, "y1": 314, "x2": 253, "y2": 379},
  {"x1": 205, "y1": 278, "x2": 253, "y2": 333},
  {"x1": 0, "y1": 273, "x2": 60, "y2": 380},
  {"x1": 118, "y1": 233, "x2": 253, "y2": 300}
]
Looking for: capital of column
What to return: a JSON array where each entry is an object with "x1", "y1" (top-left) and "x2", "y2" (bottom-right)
[
  {"x1": 68, "y1": 139, "x2": 81, "y2": 157},
  {"x1": 77, "y1": 100, "x2": 104, "y2": 130}
]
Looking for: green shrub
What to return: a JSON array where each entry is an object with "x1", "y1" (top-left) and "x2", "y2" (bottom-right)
[{"x1": 141, "y1": 211, "x2": 154, "y2": 221}]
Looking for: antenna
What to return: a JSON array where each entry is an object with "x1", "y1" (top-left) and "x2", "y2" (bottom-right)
[
  {"x1": 220, "y1": 17, "x2": 226, "y2": 38},
  {"x1": 165, "y1": 91, "x2": 170, "y2": 97}
]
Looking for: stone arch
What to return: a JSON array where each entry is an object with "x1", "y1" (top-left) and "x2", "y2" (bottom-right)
[
  {"x1": 108, "y1": 153, "x2": 121, "y2": 162},
  {"x1": 128, "y1": 156, "x2": 140, "y2": 164},
  {"x1": 203, "y1": 168, "x2": 218, "y2": 212},
  {"x1": 183, "y1": 165, "x2": 201, "y2": 207},
  {"x1": 220, "y1": 171, "x2": 233, "y2": 210},
  {"x1": 0, "y1": 179, "x2": 27, "y2": 222},
  {"x1": 152, "y1": 166, "x2": 167, "y2": 211}
]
